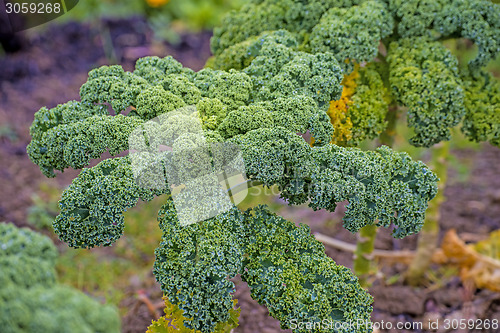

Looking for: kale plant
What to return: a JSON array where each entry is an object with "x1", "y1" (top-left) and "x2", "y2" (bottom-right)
[
  {"x1": 40, "y1": 0, "x2": 500, "y2": 330},
  {"x1": 0, "y1": 223, "x2": 120, "y2": 333},
  {"x1": 209, "y1": 0, "x2": 499, "y2": 285}
]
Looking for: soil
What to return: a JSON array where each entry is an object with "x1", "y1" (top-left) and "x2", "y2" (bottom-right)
[{"x1": 1, "y1": 18, "x2": 499, "y2": 333}]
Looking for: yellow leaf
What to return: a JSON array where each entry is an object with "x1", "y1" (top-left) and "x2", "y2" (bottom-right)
[
  {"x1": 441, "y1": 229, "x2": 500, "y2": 292},
  {"x1": 146, "y1": 297, "x2": 240, "y2": 333}
]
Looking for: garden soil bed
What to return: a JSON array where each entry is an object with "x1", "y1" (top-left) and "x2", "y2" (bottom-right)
[{"x1": 1, "y1": 18, "x2": 499, "y2": 333}]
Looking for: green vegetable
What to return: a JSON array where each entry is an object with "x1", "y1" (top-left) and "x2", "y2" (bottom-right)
[
  {"x1": 309, "y1": 0, "x2": 394, "y2": 72},
  {"x1": 461, "y1": 70, "x2": 500, "y2": 146},
  {"x1": 27, "y1": 2, "x2": 460, "y2": 327},
  {"x1": 348, "y1": 64, "x2": 390, "y2": 145},
  {"x1": 385, "y1": 0, "x2": 500, "y2": 69},
  {"x1": 154, "y1": 202, "x2": 245, "y2": 332},
  {"x1": 243, "y1": 206, "x2": 372, "y2": 333},
  {"x1": 230, "y1": 128, "x2": 437, "y2": 238},
  {"x1": 387, "y1": 37, "x2": 466, "y2": 147},
  {"x1": 0, "y1": 223, "x2": 120, "y2": 333},
  {"x1": 55, "y1": 157, "x2": 168, "y2": 248},
  {"x1": 25, "y1": 1, "x2": 500, "y2": 330},
  {"x1": 211, "y1": 0, "x2": 499, "y2": 148},
  {"x1": 154, "y1": 202, "x2": 373, "y2": 332},
  {"x1": 0, "y1": 285, "x2": 120, "y2": 333}
]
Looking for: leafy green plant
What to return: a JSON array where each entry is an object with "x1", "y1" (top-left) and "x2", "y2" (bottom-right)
[
  {"x1": 27, "y1": 45, "x2": 438, "y2": 331},
  {"x1": 25, "y1": 186, "x2": 167, "y2": 310},
  {"x1": 19, "y1": 0, "x2": 499, "y2": 331},
  {"x1": 208, "y1": 0, "x2": 499, "y2": 284},
  {"x1": 31, "y1": 0, "x2": 500, "y2": 329},
  {"x1": 0, "y1": 222, "x2": 120, "y2": 333}
]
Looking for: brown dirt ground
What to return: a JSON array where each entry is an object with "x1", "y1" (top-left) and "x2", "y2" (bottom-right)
[{"x1": 1, "y1": 19, "x2": 499, "y2": 333}]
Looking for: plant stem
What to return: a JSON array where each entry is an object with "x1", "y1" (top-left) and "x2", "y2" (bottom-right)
[
  {"x1": 353, "y1": 224, "x2": 378, "y2": 283},
  {"x1": 315, "y1": 232, "x2": 422, "y2": 262},
  {"x1": 405, "y1": 141, "x2": 449, "y2": 285}
]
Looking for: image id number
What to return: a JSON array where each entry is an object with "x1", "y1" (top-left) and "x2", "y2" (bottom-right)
[
  {"x1": 5, "y1": 2, "x2": 62, "y2": 14},
  {"x1": 444, "y1": 318, "x2": 499, "y2": 330}
]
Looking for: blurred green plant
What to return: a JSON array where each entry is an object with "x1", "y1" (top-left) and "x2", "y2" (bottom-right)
[
  {"x1": 25, "y1": 27, "x2": 443, "y2": 331},
  {"x1": 0, "y1": 222, "x2": 120, "y2": 333}
]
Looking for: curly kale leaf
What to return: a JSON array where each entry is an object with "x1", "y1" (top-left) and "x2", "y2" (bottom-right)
[
  {"x1": 0, "y1": 222, "x2": 58, "y2": 261},
  {"x1": 461, "y1": 70, "x2": 500, "y2": 146},
  {"x1": 210, "y1": 1, "x2": 294, "y2": 57},
  {"x1": 388, "y1": 37, "x2": 466, "y2": 147},
  {"x1": 80, "y1": 57, "x2": 201, "y2": 118},
  {"x1": 80, "y1": 65, "x2": 148, "y2": 113},
  {"x1": 383, "y1": 0, "x2": 448, "y2": 37},
  {"x1": 197, "y1": 97, "x2": 229, "y2": 130},
  {"x1": 0, "y1": 256, "x2": 56, "y2": 289},
  {"x1": 217, "y1": 104, "x2": 274, "y2": 139},
  {"x1": 348, "y1": 64, "x2": 390, "y2": 145},
  {"x1": 436, "y1": 0, "x2": 500, "y2": 70},
  {"x1": 328, "y1": 63, "x2": 390, "y2": 147},
  {"x1": 217, "y1": 96, "x2": 331, "y2": 144},
  {"x1": 211, "y1": 30, "x2": 299, "y2": 71},
  {"x1": 27, "y1": 109, "x2": 143, "y2": 177},
  {"x1": 154, "y1": 201, "x2": 245, "y2": 333},
  {"x1": 153, "y1": 202, "x2": 374, "y2": 333},
  {"x1": 213, "y1": 30, "x2": 344, "y2": 109},
  {"x1": 55, "y1": 157, "x2": 168, "y2": 248},
  {"x1": 192, "y1": 68, "x2": 253, "y2": 112},
  {"x1": 210, "y1": 0, "x2": 368, "y2": 56},
  {"x1": 230, "y1": 128, "x2": 438, "y2": 237},
  {"x1": 29, "y1": 60, "x2": 205, "y2": 177},
  {"x1": 384, "y1": 0, "x2": 500, "y2": 70},
  {"x1": 213, "y1": 0, "x2": 498, "y2": 72},
  {"x1": 28, "y1": 101, "x2": 108, "y2": 141},
  {"x1": 242, "y1": 206, "x2": 373, "y2": 333},
  {"x1": 244, "y1": 44, "x2": 343, "y2": 108},
  {"x1": 311, "y1": 144, "x2": 438, "y2": 238},
  {"x1": 160, "y1": 74, "x2": 202, "y2": 105},
  {"x1": 27, "y1": 101, "x2": 107, "y2": 177},
  {"x1": 309, "y1": 0, "x2": 394, "y2": 73},
  {"x1": 29, "y1": 52, "x2": 337, "y2": 178}
]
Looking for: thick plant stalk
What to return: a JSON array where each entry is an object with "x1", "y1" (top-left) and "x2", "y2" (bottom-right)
[
  {"x1": 406, "y1": 141, "x2": 449, "y2": 285},
  {"x1": 353, "y1": 224, "x2": 378, "y2": 282},
  {"x1": 353, "y1": 106, "x2": 397, "y2": 283}
]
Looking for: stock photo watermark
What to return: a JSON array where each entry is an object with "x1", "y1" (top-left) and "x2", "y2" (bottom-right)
[
  {"x1": 127, "y1": 105, "x2": 369, "y2": 226},
  {"x1": 1, "y1": 0, "x2": 79, "y2": 33},
  {"x1": 289, "y1": 318, "x2": 499, "y2": 331},
  {"x1": 129, "y1": 105, "x2": 248, "y2": 226}
]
